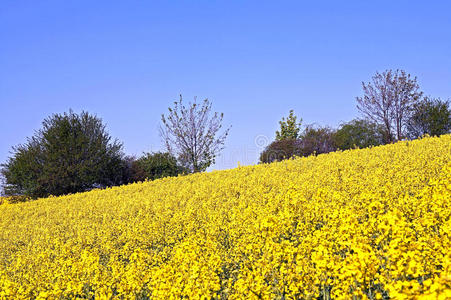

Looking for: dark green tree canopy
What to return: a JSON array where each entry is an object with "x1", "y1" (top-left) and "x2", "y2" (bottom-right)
[
  {"x1": 407, "y1": 97, "x2": 451, "y2": 138},
  {"x1": 334, "y1": 119, "x2": 385, "y2": 150},
  {"x1": 1, "y1": 110, "x2": 124, "y2": 198},
  {"x1": 127, "y1": 152, "x2": 187, "y2": 183},
  {"x1": 275, "y1": 110, "x2": 302, "y2": 140}
]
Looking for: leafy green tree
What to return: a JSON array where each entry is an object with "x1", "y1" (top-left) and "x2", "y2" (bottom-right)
[
  {"x1": 1, "y1": 110, "x2": 124, "y2": 198},
  {"x1": 334, "y1": 119, "x2": 385, "y2": 150},
  {"x1": 128, "y1": 152, "x2": 187, "y2": 182},
  {"x1": 276, "y1": 110, "x2": 302, "y2": 140},
  {"x1": 407, "y1": 97, "x2": 451, "y2": 138},
  {"x1": 160, "y1": 95, "x2": 230, "y2": 173}
]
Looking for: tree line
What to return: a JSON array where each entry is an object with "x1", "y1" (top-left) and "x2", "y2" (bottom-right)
[
  {"x1": 1, "y1": 96, "x2": 229, "y2": 199},
  {"x1": 260, "y1": 69, "x2": 450, "y2": 163},
  {"x1": 1, "y1": 69, "x2": 450, "y2": 200}
]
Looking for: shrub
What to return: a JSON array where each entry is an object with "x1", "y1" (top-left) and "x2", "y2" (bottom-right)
[
  {"x1": 260, "y1": 126, "x2": 337, "y2": 163},
  {"x1": 299, "y1": 125, "x2": 337, "y2": 156},
  {"x1": 334, "y1": 119, "x2": 385, "y2": 150},
  {"x1": 126, "y1": 152, "x2": 187, "y2": 182},
  {"x1": 260, "y1": 139, "x2": 302, "y2": 163}
]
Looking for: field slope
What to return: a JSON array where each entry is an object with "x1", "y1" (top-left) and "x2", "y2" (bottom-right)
[{"x1": 0, "y1": 135, "x2": 450, "y2": 299}]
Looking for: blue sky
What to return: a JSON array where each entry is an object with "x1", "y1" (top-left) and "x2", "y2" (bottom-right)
[{"x1": 1, "y1": 1, "x2": 450, "y2": 170}]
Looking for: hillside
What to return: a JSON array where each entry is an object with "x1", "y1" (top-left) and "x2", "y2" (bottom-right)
[{"x1": 0, "y1": 135, "x2": 450, "y2": 299}]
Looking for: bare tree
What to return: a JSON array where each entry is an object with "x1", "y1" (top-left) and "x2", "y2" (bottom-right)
[
  {"x1": 160, "y1": 95, "x2": 230, "y2": 173},
  {"x1": 356, "y1": 69, "x2": 423, "y2": 142}
]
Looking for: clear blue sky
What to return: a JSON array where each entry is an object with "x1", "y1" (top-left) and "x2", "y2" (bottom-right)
[{"x1": 1, "y1": 1, "x2": 450, "y2": 170}]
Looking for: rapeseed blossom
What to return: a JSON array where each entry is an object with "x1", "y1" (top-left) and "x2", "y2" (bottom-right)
[{"x1": 0, "y1": 135, "x2": 450, "y2": 299}]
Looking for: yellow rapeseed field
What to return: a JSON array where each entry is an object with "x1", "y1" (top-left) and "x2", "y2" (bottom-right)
[{"x1": 0, "y1": 135, "x2": 450, "y2": 299}]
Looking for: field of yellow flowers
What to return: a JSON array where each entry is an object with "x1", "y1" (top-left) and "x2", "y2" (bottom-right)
[{"x1": 0, "y1": 135, "x2": 450, "y2": 299}]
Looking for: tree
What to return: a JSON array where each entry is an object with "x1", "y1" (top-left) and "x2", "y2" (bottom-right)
[
  {"x1": 1, "y1": 110, "x2": 125, "y2": 198},
  {"x1": 407, "y1": 97, "x2": 451, "y2": 138},
  {"x1": 119, "y1": 155, "x2": 146, "y2": 184},
  {"x1": 299, "y1": 125, "x2": 336, "y2": 156},
  {"x1": 126, "y1": 152, "x2": 187, "y2": 182},
  {"x1": 0, "y1": 173, "x2": 5, "y2": 196},
  {"x1": 259, "y1": 139, "x2": 302, "y2": 163},
  {"x1": 160, "y1": 95, "x2": 230, "y2": 173},
  {"x1": 356, "y1": 69, "x2": 423, "y2": 142},
  {"x1": 259, "y1": 125, "x2": 337, "y2": 164},
  {"x1": 275, "y1": 110, "x2": 302, "y2": 140},
  {"x1": 334, "y1": 119, "x2": 385, "y2": 150}
]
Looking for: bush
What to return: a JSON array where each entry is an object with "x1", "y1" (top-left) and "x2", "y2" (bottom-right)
[
  {"x1": 299, "y1": 125, "x2": 337, "y2": 156},
  {"x1": 260, "y1": 126, "x2": 337, "y2": 164},
  {"x1": 334, "y1": 119, "x2": 385, "y2": 150},
  {"x1": 125, "y1": 152, "x2": 187, "y2": 183},
  {"x1": 1, "y1": 110, "x2": 125, "y2": 198},
  {"x1": 259, "y1": 139, "x2": 302, "y2": 163}
]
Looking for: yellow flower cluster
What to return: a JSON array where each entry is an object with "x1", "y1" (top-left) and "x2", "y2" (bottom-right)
[
  {"x1": 0, "y1": 135, "x2": 450, "y2": 299},
  {"x1": 0, "y1": 195, "x2": 28, "y2": 205}
]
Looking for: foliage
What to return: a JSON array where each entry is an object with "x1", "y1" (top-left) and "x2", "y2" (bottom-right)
[
  {"x1": 356, "y1": 69, "x2": 423, "y2": 142},
  {"x1": 299, "y1": 125, "x2": 337, "y2": 156},
  {"x1": 1, "y1": 135, "x2": 449, "y2": 299},
  {"x1": 160, "y1": 95, "x2": 230, "y2": 173},
  {"x1": 334, "y1": 119, "x2": 385, "y2": 150},
  {"x1": 260, "y1": 125, "x2": 336, "y2": 163},
  {"x1": 275, "y1": 110, "x2": 302, "y2": 140},
  {"x1": 407, "y1": 97, "x2": 451, "y2": 138},
  {"x1": 1, "y1": 110, "x2": 124, "y2": 198},
  {"x1": 128, "y1": 152, "x2": 187, "y2": 182},
  {"x1": 259, "y1": 138, "x2": 301, "y2": 163},
  {"x1": 118, "y1": 155, "x2": 146, "y2": 184}
]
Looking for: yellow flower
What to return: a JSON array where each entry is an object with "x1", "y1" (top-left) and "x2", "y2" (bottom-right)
[{"x1": 0, "y1": 135, "x2": 450, "y2": 298}]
